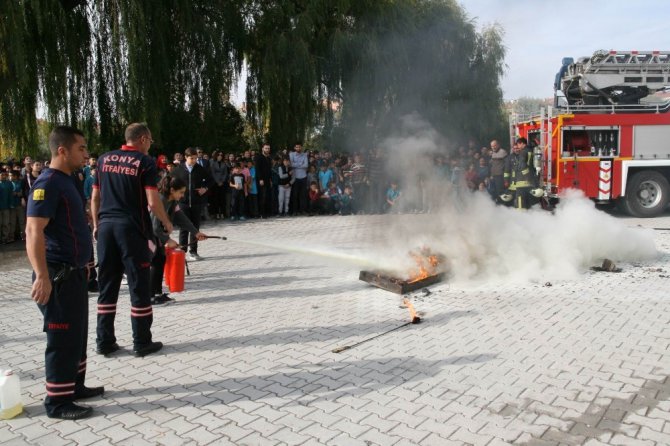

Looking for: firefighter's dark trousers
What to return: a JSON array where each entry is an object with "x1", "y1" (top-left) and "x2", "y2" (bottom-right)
[
  {"x1": 96, "y1": 222, "x2": 153, "y2": 349},
  {"x1": 513, "y1": 186, "x2": 532, "y2": 210},
  {"x1": 150, "y1": 245, "x2": 166, "y2": 297},
  {"x1": 37, "y1": 265, "x2": 88, "y2": 416}
]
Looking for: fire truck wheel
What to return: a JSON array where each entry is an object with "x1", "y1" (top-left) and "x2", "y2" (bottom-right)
[{"x1": 624, "y1": 170, "x2": 670, "y2": 218}]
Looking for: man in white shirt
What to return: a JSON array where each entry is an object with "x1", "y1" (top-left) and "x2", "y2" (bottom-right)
[{"x1": 289, "y1": 143, "x2": 308, "y2": 215}]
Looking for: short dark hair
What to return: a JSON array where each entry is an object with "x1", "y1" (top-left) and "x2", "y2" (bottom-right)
[
  {"x1": 184, "y1": 147, "x2": 197, "y2": 157},
  {"x1": 48, "y1": 126, "x2": 85, "y2": 156},
  {"x1": 516, "y1": 137, "x2": 528, "y2": 145},
  {"x1": 125, "y1": 123, "x2": 151, "y2": 143}
]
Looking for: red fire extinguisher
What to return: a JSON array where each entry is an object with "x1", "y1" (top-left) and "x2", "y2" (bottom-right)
[
  {"x1": 165, "y1": 248, "x2": 185, "y2": 293},
  {"x1": 164, "y1": 247, "x2": 174, "y2": 288}
]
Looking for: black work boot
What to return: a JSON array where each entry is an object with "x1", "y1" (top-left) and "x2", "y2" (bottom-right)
[
  {"x1": 47, "y1": 402, "x2": 93, "y2": 420},
  {"x1": 74, "y1": 386, "x2": 105, "y2": 400},
  {"x1": 95, "y1": 342, "x2": 120, "y2": 356},
  {"x1": 133, "y1": 341, "x2": 163, "y2": 357}
]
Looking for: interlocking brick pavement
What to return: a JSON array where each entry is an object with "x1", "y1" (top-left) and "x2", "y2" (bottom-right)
[{"x1": 3, "y1": 212, "x2": 670, "y2": 445}]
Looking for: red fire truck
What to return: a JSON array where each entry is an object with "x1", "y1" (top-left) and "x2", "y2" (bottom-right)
[{"x1": 512, "y1": 50, "x2": 670, "y2": 217}]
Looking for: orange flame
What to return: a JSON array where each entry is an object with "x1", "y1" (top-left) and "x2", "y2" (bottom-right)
[
  {"x1": 407, "y1": 249, "x2": 442, "y2": 283},
  {"x1": 402, "y1": 298, "x2": 418, "y2": 321}
]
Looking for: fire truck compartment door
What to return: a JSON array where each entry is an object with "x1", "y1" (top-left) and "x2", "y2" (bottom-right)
[{"x1": 633, "y1": 125, "x2": 670, "y2": 159}]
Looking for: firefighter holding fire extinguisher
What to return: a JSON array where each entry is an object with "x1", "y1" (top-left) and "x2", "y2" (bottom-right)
[
  {"x1": 502, "y1": 137, "x2": 539, "y2": 209},
  {"x1": 149, "y1": 175, "x2": 210, "y2": 305}
]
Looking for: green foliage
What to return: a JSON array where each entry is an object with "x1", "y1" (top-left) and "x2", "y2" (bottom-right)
[
  {"x1": 1, "y1": 0, "x2": 507, "y2": 156},
  {"x1": 247, "y1": 0, "x2": 508, "y2": 149},
  {"x1": 509, "y1": 96, "x2": 552, "y2": 119},
  {"x1": 158, "y1": 102, "x2": 248, "y2": 156}
]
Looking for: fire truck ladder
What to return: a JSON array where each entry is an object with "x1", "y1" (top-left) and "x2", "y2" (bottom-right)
[
  {"x1": 560, "y1": 50, "x2": 670, "y2": 105},
  {"x1": 539, "y1": 107, "x2": 553, "y2": 187}
]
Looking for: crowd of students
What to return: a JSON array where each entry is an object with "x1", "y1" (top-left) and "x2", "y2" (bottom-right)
[
  {"x1": 0, "y1": 158, "x2": 43, "y2": 244},
  {"x1": 159, "y1": 139, "x2": 510, "y2": 220},
  {"x1": 0, "y1": 138, "x2": 514, "y2": 244}
]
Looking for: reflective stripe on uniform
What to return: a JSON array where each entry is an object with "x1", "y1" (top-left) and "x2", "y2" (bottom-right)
[
  {"x1": 97, "y1": 303, "x2": 117, "y2": 314},
  {"x1": 46, "y1": 381, "x2": 75, "y2": 396},
  {"x1": 130, "y1": 306, "x2": 152, "y2": 318}
]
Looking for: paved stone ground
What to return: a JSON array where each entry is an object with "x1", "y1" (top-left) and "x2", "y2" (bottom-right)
[{"x1": 3, "y1": 211, "x2": 670, "y2": 445}]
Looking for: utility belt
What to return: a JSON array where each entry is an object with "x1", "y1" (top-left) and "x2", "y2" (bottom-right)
[{"x1": 47, "y1": 262, "x2": 87, "y2": 284}]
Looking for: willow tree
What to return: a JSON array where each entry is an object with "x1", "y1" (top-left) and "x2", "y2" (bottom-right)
[
  {"x1": 1, "y1": 0, "x2": 92, "y2": 154},
  {"x1": 245, "y1": 0, "x2": 506, "y2": 149},
  {"x1": 1, "y1": 0, "x2": 506, "y2": 156},
  {"x1": 1, "y1": 0, "x2": 246, "y2": 156}
]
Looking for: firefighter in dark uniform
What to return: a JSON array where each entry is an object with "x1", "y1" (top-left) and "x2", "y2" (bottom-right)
[
  {"x1": 91, "y1": 123, "x2": 173, "y2": 358},
  {"x1": 25, "y1": 126, "x2": 104, "y2": 420},
  {"x1": 503, "y1": 137, "x2": 537, "y2": 209}
]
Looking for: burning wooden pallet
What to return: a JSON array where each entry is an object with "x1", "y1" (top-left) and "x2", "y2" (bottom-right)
[
  {"x1": 360, "y1": 247, "x2": 446, "y2": 294},
  {"x1": 359, "y1": 270, "x2": 445, "y2": 294}
]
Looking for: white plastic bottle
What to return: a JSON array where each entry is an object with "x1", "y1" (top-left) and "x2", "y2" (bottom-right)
[{"x1": 0, "y1": 369, "x2": 23, "y2": 419}]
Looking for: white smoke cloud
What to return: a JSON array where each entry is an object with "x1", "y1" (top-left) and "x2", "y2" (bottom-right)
[{"x1": 361, "y1": 116, "x2": 658, "y2": 283}]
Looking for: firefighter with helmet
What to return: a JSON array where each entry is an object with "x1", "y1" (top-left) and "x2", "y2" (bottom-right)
[{"x1": 501, "y1": 137, "x2": 539, "y2": 209}]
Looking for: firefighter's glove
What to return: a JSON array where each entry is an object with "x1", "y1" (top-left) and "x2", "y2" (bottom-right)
[{"x1": 499, "y1": 192, "x2": 513, "y2": 203}]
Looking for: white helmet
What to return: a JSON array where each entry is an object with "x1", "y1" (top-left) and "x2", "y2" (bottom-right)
[{"x1": 530, "y1": 187, "x2": 544, "y2": 198}]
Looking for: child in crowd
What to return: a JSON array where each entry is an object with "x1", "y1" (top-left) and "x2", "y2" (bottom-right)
[
  {"x1": 277, "y1": 157, "x2": 292, "y2": 216},
  {"x1": 271, "y1": 157, "x2": 281, "y2": 216},
  {"x1": 339, "y1": 185, "x2": 355, "y2": 215},
  {"x1": 240, "y1": 157, "x2": 251, "y2": 218},
  {"x1": 476, "y1": 156, "x2": 490, "y2": 185},
  {"x1": 464, "y1": 163, "x2": 478, "y2": 191},
  {"x1": 150, "y1": 176, "x2": 209, "y2": 305},
  {"x1": 318, "y1": 163, "x2": 333, "y2": 192},
  {"x1": 0, "y1": 171, "x2": 12, "y2": 244},
  {"x1": 84, "y1": 166, "x2": 96, "y2": 202},
  {"x1": 322, "y1": 181, "x2": 342, "y2": 214},
  {"x1": 330, "y1": 160, "x2": 343, "y2": 188},
  {"x1": 229, "y1": 163, "x2": 247, "y2": 221},
  {"x1": 9, "y1": 171, "x2": 25, "y2": 241},
  {"x1": 307, "y1": 164, "x2": 318, "y2": 190},
  {"x1": 385, "y1": 181, "x2": 401, "y2": 213},
  {"x1": 247, "y1": 159, "x2": 258, "y2": 218},
  {"x1": 308, "y1": 181, "x2": 323, "y2": 215}
]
